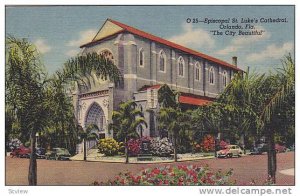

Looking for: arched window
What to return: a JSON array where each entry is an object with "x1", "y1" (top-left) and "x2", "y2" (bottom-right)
[
  {"x1": 138, "y1": 125, "x2": 143, "y2": 137},
  {"x1": 85, "y1": 102, "x2": 106, "y2": 132},
  {"x1": 139, "y1": 48, "x2": 144, "y2": 67},
  {"x1": 178, "y1": 56, "x2": 185, "y2": 77},
  {"x1": 139, "y1": 105, "x2": 143, "y2": 112},
  {"x1": 222, "y1": 71, "x2": 227, "y2": 87},
  {"x1": 195, "y1": 62, "x2": 201, "y2": 81},
  {"x1": 159, "y1": 50, "x2": 166, "y2": 72},
  {"x1": 209, "y1": 66, "x2": 214, "y2": 84}
]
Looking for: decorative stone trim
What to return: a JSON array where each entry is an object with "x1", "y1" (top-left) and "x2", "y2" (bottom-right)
[{"x1": 79, "y1": 90, "x2": 109, "y2": 99}]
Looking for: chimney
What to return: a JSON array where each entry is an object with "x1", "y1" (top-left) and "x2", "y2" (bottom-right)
[{"x1": 232, "y1": 56, "x2": 237, "y2": 66}]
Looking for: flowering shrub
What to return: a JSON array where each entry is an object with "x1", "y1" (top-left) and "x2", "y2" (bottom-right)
[
  {"x1": 97, "y1": 138, "x2": 121, "y2": 156},
  {"x1": 95, "y1": 165, "x2": 235, "y2": 185},
  {"x1": 200, "y1": 135, "x2": 215, "y2": 152},
  {"x1": 127, "y1": 137, "x2": 152, "y2": 156},
  {"x1": 219, "y1": 140, "x2": 229, "y2": 149},
  {"x1": 191, "y1": 142, "x2": 202, "y2": 153},
  {"x1": 150, "y1": 137, "x2": 173, "y2": 156},
  {"x1": 127, "y1": 138, "x2": 141, "y2": 156}
]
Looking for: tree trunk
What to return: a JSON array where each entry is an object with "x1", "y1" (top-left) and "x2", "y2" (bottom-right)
[
  {"x1": 125, "y1": 137, "x2": 129, "y2": 164},
  {"x1": 28, "y1": 131, "x2": 37, "y2": 185},
  {"x1": 267, "y1": 129, "x2": 276, "y2": 184},
  {"x1": 173, "y1": 135, "x2": 178, "y2": 162},
  {"x1": 214, "y1": 132, "x2": 218, "y2": 158},
  {"x1": 241, "y1": 133, "x2": 246, "y2": 154},
  {"x1": 83, "y1": 138, "x2": 86, "y2": 161}
]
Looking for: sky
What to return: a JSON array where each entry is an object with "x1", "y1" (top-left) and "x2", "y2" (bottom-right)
[{"x1": 6, "y1": 5, "x2": 294, "y2": 74}]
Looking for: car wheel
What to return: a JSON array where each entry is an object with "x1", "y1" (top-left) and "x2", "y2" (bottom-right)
[{"x1": 226, "y1": 153, "x2": 232, "y2": 158}]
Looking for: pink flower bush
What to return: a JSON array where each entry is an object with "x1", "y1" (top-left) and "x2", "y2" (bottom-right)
[
  {"x1": 95, "y1": 165, "x2": 235, "y2": 186},
  {"x1": 127, "y1": 137, "x2": 152, "y2": 156},
  {"x1": 219, "y1": 140, "x2": 229, "y2": 149},
  {"x1": 127, "y1": 139, "x2": 141, "y2": 156}
]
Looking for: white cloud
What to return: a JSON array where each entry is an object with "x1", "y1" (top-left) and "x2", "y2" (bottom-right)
[
  {"x1": 34, "y1": 39, "x2": 51, "y2": 54},
  {"x1": 216, "y1": 26, "x2": 270, "y2": 56},
  {"x1": 65, "y1": 49, "x2": 80, "y2": 57},
  {"x1": 67, "y1": 29, "x2": 97, "y2": 47},
  {"x1": 246, "y1": 42, "x2": 294, "y2": 62},
  {"x1": 65, "y1": 29, "x2": 97, "y2": 57},
  {"x1": 168, "y1": 23, "x2": 215, "y2": 49}
]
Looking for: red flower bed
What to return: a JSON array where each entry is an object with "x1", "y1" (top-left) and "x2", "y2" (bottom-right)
[{"x1": 95, "y1": 165, "x2": 235, "y2": 186}]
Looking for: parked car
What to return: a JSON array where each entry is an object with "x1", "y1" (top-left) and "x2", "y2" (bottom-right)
[
  {"x1": 10, "y1": 146, "x2": 31, "y2": 158},
  {"x1": 45, "y1": 148, "x2": 71, "y2": 160},
  {"x1": 250, "y1": 143, "x2": 287, "y2": 155},
  {"x1": 36, "y1": 147, "x2": 46, "y2": 159},
  {"x1": 288, "y1": 144, "x2": 295, "y2": 151},
  {"x1": 217, "y1": 145, "x2": 243, "y2": 158},
  {"x1": 250, "y1": 143, "x2": 268, "y2": 155},
  {"x1": 275, "y1": 144, "x2": 287, "y2": 153}
]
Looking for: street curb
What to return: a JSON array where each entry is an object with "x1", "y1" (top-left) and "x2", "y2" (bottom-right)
[{"x1": 70, "y1": 155, "x2": 216, "y2": 164}]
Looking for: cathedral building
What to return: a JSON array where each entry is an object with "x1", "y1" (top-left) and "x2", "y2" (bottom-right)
[{"x1": 73, "y1": 18, "x2": 242, "y2": 139}]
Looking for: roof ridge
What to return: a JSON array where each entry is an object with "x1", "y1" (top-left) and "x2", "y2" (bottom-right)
[{"x1": 84, "y1": 18, "x2": 242, "y2": 71}]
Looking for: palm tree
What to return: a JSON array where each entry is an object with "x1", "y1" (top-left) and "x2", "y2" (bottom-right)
[
  {"x1": 78, "y1": 124, "x2": 99, "y2": 161},
  {"x1": 60, "y1": 52, "x2": 122, "y2": 90},
  {"x1": 201, "y1": 103, "x2": 226, "y2": 157},
  {"x1": 259, "y1": 55, "x2": 295, "y2": 183},
  {"x1": 158, "y1": 107, "x2": 190, "y2": 161},
  {"x1": 109, "y1": 100, "x2": 147, "y2": 163},
  {"x1": 218, "y1": 69, "x2": 265, "y2": 153},
  {"x1": 6, "y1": 37, "x2": 49, "y2": 185},
  {"x1": 158, "y1": 84, "x2": 178, "y2": 108}
]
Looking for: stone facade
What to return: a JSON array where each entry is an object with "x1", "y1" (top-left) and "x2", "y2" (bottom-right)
[{"x1": 73, "y1": 19, "x2": 241, "y2": 138}]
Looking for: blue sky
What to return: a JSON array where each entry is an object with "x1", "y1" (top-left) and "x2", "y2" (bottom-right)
[{"x1": 6, "y1": 6, "x2": 294, "y2": 74}]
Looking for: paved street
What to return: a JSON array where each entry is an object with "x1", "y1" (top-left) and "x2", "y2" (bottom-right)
[{"x1": 5, "y1": 152, "x2": 294, "y2": 186}]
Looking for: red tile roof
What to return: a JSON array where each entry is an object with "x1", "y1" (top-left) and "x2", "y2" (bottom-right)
[
  {"x1": 139, "y1": 84, "x2": 162, "y2": 91},
  {"x1": 139, "y1": 84, "x2": 212, "y2": 106},
  {"x1": 179, "y1": 95, "x2": 212, "y2": 106},
  {"x1": 81, "y1": 18, "x2": 242, "y2": 71}
]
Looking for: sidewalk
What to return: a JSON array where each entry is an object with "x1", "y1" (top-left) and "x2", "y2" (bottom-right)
[
  {"x1": 70, "y1": 152, "x2": 217, "y2": 163},
  {"x1": 279, "y1": 168, "x2": 294, "y2": 176}
]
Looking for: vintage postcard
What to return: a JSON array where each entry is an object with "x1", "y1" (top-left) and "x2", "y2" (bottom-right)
[{"x1": 4, "y1": 4, "x2": 295, "y2": 195}]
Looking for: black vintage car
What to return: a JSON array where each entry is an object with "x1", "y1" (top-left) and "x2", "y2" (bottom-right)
[
  {"x1": 36, "y1": 147, "x2": 46, "y2": 159},
  {"x1": 250, "y1": 143, "x2": 268, "y2": 155}
]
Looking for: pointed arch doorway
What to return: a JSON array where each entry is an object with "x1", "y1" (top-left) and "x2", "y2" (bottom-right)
[{"x1": 84, "y1": 102, "x2": 106, "y2": 151}]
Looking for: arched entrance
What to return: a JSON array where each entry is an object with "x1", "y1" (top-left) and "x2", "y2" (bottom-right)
[{"x1": 85, "y1": 102, "x2": 106, "y2": 139}]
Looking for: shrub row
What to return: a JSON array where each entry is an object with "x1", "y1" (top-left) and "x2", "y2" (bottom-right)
[{"x1": 98, "y1": 137, "x2": 173, "y2": 157}]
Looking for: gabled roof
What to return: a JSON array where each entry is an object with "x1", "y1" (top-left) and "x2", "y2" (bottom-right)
[{"x1": 81, "y1": 18, "x2": 242, "y2": 72}]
